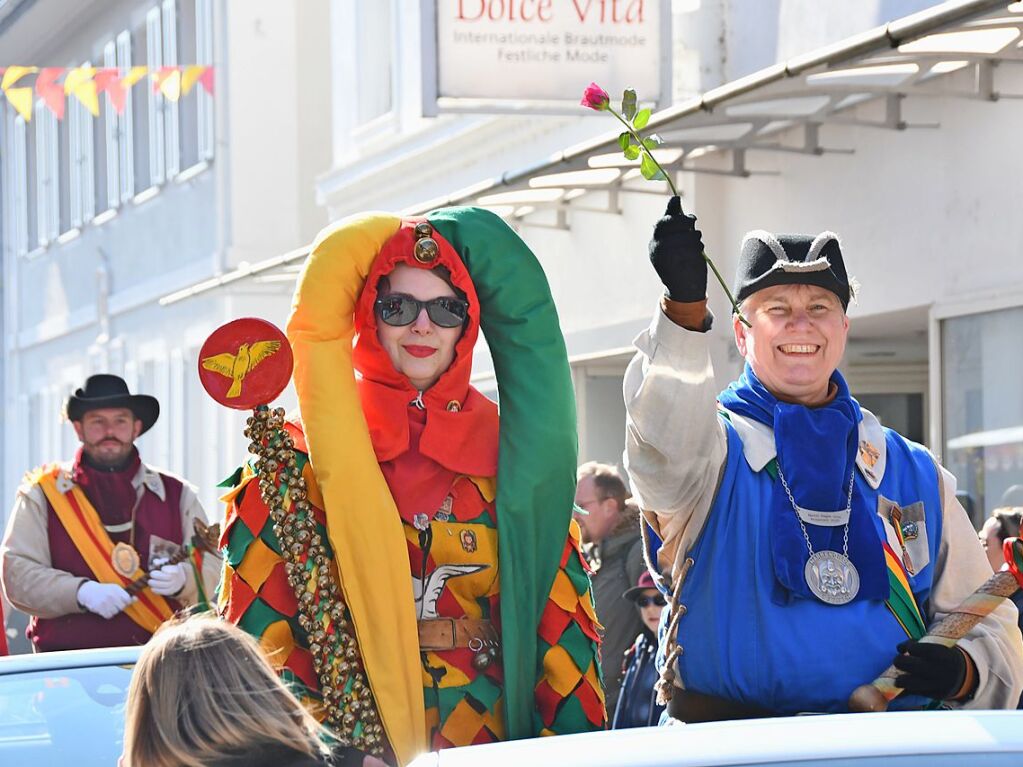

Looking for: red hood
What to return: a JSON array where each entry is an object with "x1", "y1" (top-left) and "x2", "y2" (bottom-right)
[{"x1": 352, "y1": 218, "x2": 498, "y2": 477}]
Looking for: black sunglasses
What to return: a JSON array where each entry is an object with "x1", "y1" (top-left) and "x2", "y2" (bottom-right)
[
  {"x1": 375, "y1": 294, "x2": 469, "y2": 329},
  {"x1": 636, "y1": 595, "x2": 666, "y2": 608}
]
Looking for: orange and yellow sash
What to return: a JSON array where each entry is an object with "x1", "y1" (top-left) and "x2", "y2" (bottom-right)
[{"x1": 33, "y1": 465, "x2": 175, "y2": 634}]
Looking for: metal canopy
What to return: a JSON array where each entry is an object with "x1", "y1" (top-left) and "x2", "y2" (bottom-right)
[{"x1": 161, "y1": 0, "x2": 1023, "y2": 305}]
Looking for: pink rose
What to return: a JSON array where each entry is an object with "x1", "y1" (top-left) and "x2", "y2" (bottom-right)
[{"x1": 579, "y1": 82, "x2": 610, "y2": 111}]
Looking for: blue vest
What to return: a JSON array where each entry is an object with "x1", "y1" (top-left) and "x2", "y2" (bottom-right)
[{"x1": 670, "y1": 415, "x2": 943, "y2": 714}]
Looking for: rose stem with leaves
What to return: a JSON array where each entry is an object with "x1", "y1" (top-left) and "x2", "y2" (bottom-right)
[{"x1": 581, "y1": 83, "x2": 749, "y2": 326}]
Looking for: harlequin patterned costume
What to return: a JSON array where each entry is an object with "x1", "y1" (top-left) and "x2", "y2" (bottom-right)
[{"x1": 219, "y1": 209, "x2": 605, "y2": 765}]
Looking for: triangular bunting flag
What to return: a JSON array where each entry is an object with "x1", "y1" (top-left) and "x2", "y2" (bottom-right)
[
  {"x1": 121, "y1": 66, "x2": 148, "y2": 88},
  {"x1": 5, "y1": 86, "x2": 33, "y2": 121},
  {"x1": 152, "y1": 67, "x2": 181, "y2": 101},
  {"x1": 62, "y1": 66, "x2": 95, "y2": 94},
  {"x1": 65, "y1": 67, "x2": 99, "y2": 117},
  {"x1": 198, "y1": 66, "x2": 214, "y2": 96},
  {"x1": 181, "y1": 65, "x2": 206, "y2": 95},
  {"x1": 93, "y1": 68, "x2": 125, "y2": 115},
  {"x1": 1, "y1": 65, "x2": 37, "y2": 92},
  {"x1": 36, "y1": 68, "x2": 66, "y2": 120}
]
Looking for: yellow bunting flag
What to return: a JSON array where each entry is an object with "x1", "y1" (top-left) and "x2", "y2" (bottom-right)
[
  {"x1": 2, "y1": 66, "x2": 38, "y2": 121},
  {"x1": 1, "y1": 65, "x2": 36, "y2": 91},
  {"x1": 181, "y1": 65, "x2": 206, "y2": 95},
  {"x1": 155, "y1": 68, "x2": 181, "y2": 102},
  {"x1": 121, "y1": 66, "x2": 148, "y2": 88},
  {"x1": 64, "y1": 67, "x2": 99, "y2": 117}
]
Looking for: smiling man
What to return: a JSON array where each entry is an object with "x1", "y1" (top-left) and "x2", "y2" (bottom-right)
[
  {"x1": 623, "y1": 197, "x2": 1023, "y2": 720},
  {"x1": 0, "y1": 374, "x2": 220, "y2": 652}
]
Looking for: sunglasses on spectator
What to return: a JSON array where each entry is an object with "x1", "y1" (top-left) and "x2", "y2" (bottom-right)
[
  {"x1": 375, "y1": 294, "x2": 469, "y2": 328},
  {"x1": 636, "y1": 595, "x2": 666, "y2": 608}
]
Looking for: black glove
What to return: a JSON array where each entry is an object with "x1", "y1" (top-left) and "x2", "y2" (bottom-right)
[
  {"x1": 892, "y1": 640, "x2": 971, "y2": 700},
  {"x1": 648, "y1": 196, "x2": 707, "y2": 303}
]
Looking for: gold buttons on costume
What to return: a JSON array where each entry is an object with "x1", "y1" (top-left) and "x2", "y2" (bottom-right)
[{"x1": 413, "y1": 222, "x2": 439, "y2": 263}]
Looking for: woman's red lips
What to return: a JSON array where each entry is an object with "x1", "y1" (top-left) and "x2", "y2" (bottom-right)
[{"x1": 403, "y1": 345, "x2": 437, "y2": 358}]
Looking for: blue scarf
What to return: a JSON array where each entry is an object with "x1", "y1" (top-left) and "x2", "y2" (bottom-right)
[{"x1": 718, "y1": 365, "x2": 886, "y2": 603}]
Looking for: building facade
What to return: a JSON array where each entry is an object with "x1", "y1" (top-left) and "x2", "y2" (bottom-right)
[{"x1": 0, "y1": 0, "x2": 333, "y2": 526}]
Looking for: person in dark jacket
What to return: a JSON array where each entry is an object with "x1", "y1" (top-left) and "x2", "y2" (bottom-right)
[
  {"x1": 979, "y1": 506, "x2": 1023, "y2": 709},
  {"x1": 612, "y1": 572, "x2": 667, "y2": 728},
  {"x1": 120, "y1": 614, "x2": 384, "y2": 767}
]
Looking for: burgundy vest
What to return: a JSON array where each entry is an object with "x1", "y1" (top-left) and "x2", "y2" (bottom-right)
[{"x1": 28, "y1": 470, "x2": 185, "y2": 652}]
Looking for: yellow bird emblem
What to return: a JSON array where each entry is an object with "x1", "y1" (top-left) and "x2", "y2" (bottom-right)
[{"x1": 201, "y1": 340, "x2": 281, "y2": 398}]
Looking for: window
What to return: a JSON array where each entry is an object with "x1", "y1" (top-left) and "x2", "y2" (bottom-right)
[
  {"x1": 102, "y1": 41, "x2": 120, "y2": 210},
  {"x1": 161, "y1": 0, "x2": 180, "y2": 178},
  {"x1": 68, "y1": 63, "x2": 96, "y2": 228},
  {"x1": 34, "y1": 100, "x2": 59, "y2": 246},
  {"x1": 942, "y1": 306, "x2": 1023, "y2": 528},
  {"x1": 196, "y1": 0, "x2": 214, "y2": 160},
  {"x1": 177, "y1": 0, "x2": 203, "y2": 168},
  {"x1": 3, "y1": 108, "x2": 29, "y2": 256},
  {"x1": 116, "y1": 30, "x2": 136, "y2": 202},
  {"x1": 146, "y1": 6, "x2": 166, "y2": 187},
  {"x1": 355, "y1": 2, "x2": 395, "y2": 127}
]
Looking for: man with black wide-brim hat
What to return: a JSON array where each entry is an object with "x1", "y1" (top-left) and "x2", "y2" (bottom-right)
[
  {"x1": 623, "y1": 197, "x2": 1023, "y2": 718},
  {"x1": 0, "y1": 374, "x2": 220, "y2": 652}
]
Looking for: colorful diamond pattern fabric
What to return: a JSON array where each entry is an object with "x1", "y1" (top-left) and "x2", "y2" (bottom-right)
[{"x1": 221, "y1": 437, "x2": 605, "y2": 754}]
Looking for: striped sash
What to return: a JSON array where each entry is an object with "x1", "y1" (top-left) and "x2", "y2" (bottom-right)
[
  {"x1": 882, "y1": 541, "x2": 926, "y2": 639},
  {"x1": 34, "y1": 465, "x2": 175, "y2": 634}
]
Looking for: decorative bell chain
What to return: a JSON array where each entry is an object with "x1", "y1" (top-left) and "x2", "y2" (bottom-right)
[{"x1": 248, "y1": 405, "x2": 384, "y2": 753}]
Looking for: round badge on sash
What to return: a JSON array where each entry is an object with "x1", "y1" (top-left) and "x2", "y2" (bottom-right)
[
  {"x1": 198, "y1": 318, "x2": 293, "y2": 409},
  {"x1": 111, "y1": 541, "x2": 141, "y2": 578}
]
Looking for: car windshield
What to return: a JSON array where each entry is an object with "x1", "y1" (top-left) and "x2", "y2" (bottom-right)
[{"x1": 0, "y1": 663, "x2": 131, "y2": 766}]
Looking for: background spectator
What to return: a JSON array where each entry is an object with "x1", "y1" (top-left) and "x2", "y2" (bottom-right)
[
  {"x1": 612, "y1": 572, "x2": 667, "y2": 729},
  {"x1": 574, "y1": 461, "x2": 646, "y2": 712},
  {"x1": 978, "y1": 507, "x2": 1023, "y2": 709}
]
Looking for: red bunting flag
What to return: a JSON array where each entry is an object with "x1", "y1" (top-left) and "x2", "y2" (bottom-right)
[
  {"x1": 199, "y1": 65, "x2": 214, "y2": 96},
  {"x1": 36, "y1": 67, "x2": 66, "y2": 119},
  {"x1": 93, "y1": 68, "x2": 125, "y2": 114}
]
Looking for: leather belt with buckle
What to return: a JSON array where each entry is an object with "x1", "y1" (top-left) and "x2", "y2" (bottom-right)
[{"x1": 417, "y1": 617, "x2": 499, "y2": 651}]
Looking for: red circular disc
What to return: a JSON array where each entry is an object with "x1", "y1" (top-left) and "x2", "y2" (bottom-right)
[{"x1": 198, "y1": 318, "x2": 293, "y2": 410}]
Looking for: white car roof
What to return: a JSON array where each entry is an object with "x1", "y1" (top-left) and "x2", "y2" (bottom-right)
[{"x1": 411, "y1": 710, "x2": 1023, "y2": 767}]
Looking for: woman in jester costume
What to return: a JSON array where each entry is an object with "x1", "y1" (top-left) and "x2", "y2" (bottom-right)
[{"x1": 218, "y1": 209, "x2": 606, "y2": 765}]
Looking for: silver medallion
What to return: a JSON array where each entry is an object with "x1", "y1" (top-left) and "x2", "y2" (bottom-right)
[{"x1": 804, "y1": 550, "x2": 860, "y2": 605}]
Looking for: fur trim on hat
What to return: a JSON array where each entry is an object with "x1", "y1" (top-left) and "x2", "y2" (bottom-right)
[{"x1": 741, "y1": 230, "x2": 787, "y2": 263}]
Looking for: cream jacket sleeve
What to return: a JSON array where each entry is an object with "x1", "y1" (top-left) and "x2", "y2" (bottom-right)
[
  {"x1": 931, "y1": 465, "x2": 1023, "y2": 709},
  {"x1": 623, "y1": 309, "x2": 727, "y2": 579},
  {"x1": 1, "y1": 482, "x2": 86, "y2": 618}
]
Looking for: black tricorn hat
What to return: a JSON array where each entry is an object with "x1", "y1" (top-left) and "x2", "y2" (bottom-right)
[
  {"x1": 733, "y1": 230, "x2": 852, "y2": 309},
  {"x1": 65, "y1": 374, "x2": 160, "y2": 434}
]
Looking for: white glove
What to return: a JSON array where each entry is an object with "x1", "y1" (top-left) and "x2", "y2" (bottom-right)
[
  {"x1": 148, "y1": 562, "x2": 188, "y2": 597},
  {"x1": 77, "y1": 581, "x2": 133, "y2": 619}
]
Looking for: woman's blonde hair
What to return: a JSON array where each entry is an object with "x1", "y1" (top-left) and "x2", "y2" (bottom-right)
[{"x1": 122, "y1": 613, "x2": 332, "y2": 767}]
